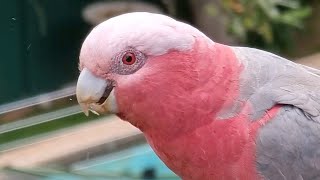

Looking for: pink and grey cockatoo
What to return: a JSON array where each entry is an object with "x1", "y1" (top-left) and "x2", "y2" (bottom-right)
[{"x1": 76, "y1": 12, "x2": 320, "y2": 180}]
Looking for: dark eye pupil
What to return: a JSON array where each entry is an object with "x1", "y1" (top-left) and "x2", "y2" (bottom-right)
[
  {"x1": 122, "y1": 52, "x2": 136, "y2": 65},
  {"x1": 125, "y1": 55, "x2": 132, "y2": 62}
]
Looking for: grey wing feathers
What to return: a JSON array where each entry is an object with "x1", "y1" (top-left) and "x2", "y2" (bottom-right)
[
  {"x1": 232, "y1": 47, "x2": 320, "y2": 179},
  {"x1": 256, "y1": 106, "x2": 320, "y2": 180}
]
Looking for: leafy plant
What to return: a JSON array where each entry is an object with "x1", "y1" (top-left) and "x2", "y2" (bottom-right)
[{"x1": 211, "y1": 0, "x2": 312, "y2": 52}]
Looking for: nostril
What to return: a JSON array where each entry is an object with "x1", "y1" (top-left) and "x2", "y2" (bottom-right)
[{"x1": 97, "y1": 85, "x2": 113, "y2": 105}]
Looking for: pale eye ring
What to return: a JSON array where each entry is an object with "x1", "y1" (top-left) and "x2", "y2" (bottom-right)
[{"x1": 110, "y1": 48, "x2": 147, "y2": 75}]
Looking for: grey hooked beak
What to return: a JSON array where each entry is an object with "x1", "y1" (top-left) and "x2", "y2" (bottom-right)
[{"x1": 76, "y1": 68, "x2": 118, "y2": 116}]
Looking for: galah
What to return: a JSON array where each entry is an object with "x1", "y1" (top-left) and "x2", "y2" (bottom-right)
[{"x1": 76, "y1": 12, "x2": 320, "y2": 180}]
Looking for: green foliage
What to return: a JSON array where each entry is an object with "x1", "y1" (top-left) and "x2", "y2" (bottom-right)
[{"x1": 214, "y1": 0, "x2": 311, "y2": 52}]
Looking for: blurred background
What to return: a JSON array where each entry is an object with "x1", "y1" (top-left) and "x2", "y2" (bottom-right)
[{"x1": 0, "y1": 0, "x2": 319, "y2": 179}]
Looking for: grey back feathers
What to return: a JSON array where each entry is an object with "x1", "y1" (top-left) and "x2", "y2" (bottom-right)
[
  {"x1": 232, "y1": 47, "x2": 320, "y2": 179},
  {"x1": 232, "y1": 47, "x2": 320, "y2": 120}
]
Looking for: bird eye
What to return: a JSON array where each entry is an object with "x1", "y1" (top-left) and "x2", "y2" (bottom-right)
[{"x1": 122, "y1": 52, "x2": 136, "y2": 65}]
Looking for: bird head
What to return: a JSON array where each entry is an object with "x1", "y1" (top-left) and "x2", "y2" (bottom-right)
[{"x1": 76, "y1": 12, "x2": 239, "y2": 132}]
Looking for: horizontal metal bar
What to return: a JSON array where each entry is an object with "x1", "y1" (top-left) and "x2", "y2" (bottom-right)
[
  {"x1": 0, "y1": 105, "x2": 82, "y2": 134},
  {"x1": 0, "y1": 84, "x2": 76, "y2": 116}
]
